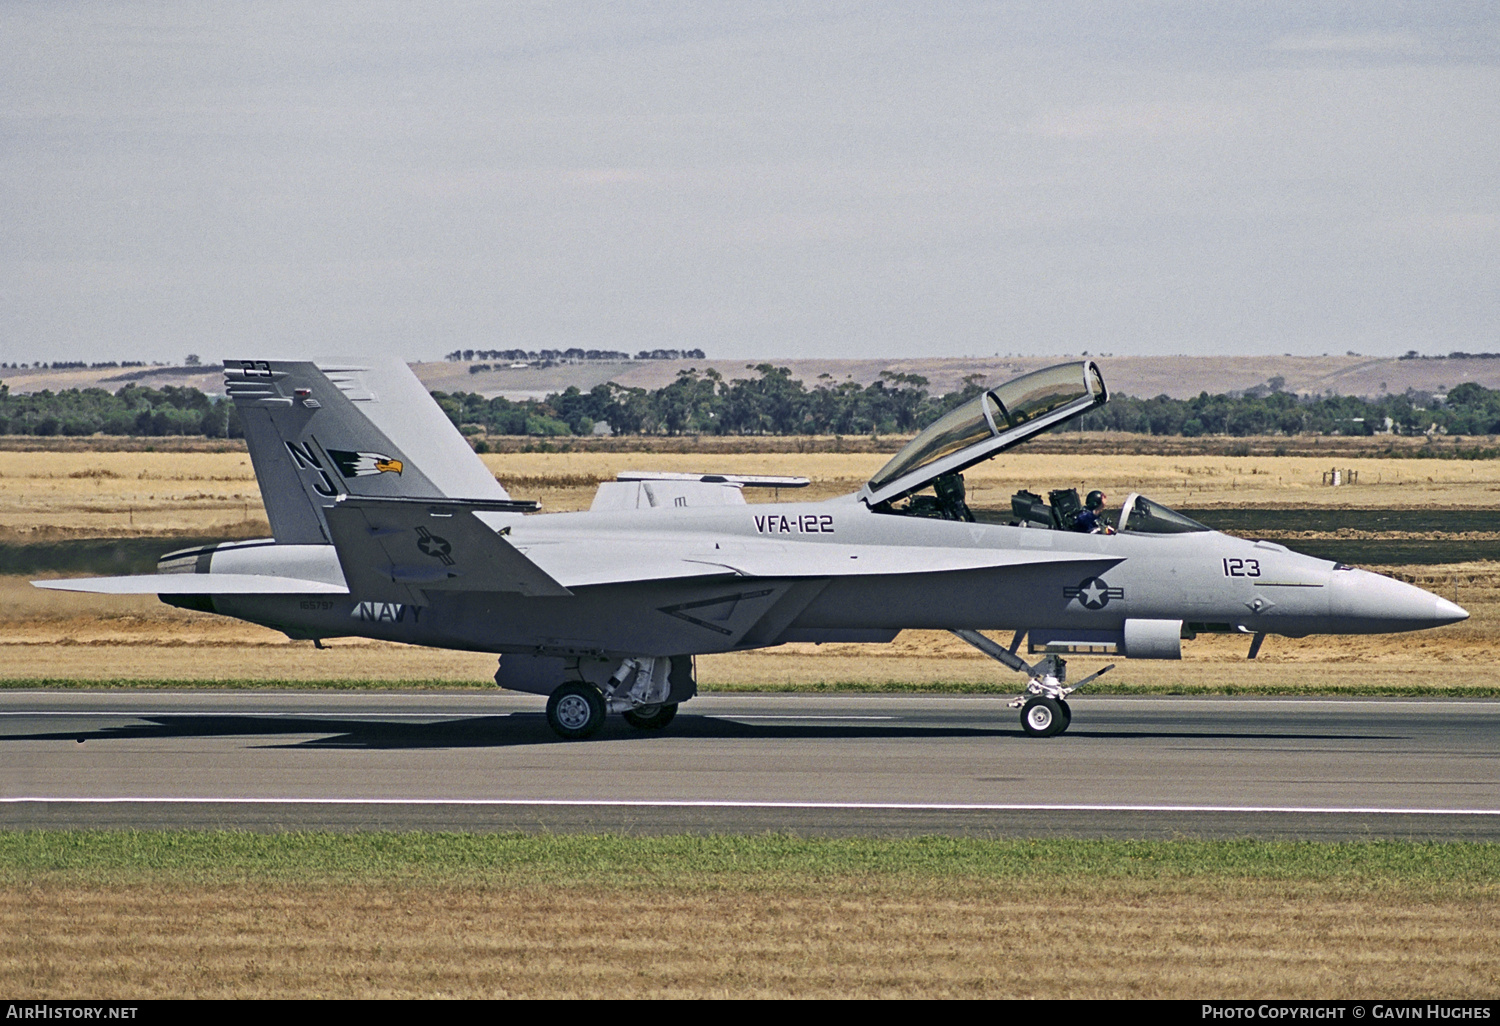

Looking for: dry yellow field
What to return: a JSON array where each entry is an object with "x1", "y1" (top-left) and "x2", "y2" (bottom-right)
[
  {"x1": 5, "y1": 878, "x2": 1495, "y2": 998},
  {"x1": 4, "y1": 448, "x2": 1500, "y2": 541},
  {"x1": 0, "y1": 450, "x2": 266, "y2": 541},
  {"x1": 492, "y1": 449, "x2": 1500, "y2": 512}
]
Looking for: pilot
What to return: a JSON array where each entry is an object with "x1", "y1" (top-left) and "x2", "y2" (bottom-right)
[{"x1": 1072, "y1": 490, "x2": 1112, "y2": 534}]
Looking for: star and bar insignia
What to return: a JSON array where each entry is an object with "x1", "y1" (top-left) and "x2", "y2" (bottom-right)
[{"x1": 1063, "y1": 576, "x2": 1125, "y2": 610}]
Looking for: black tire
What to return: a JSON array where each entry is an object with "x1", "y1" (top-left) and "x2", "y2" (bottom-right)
[
  {"x1": 622, "y1": 703, "x2": 679, "y2": 730},
  {"x1": 546, "y1": 682, "x2": 606, "y2": 740},
  {"x1": 1021, "y1": 697, "x2": 1066, "y2": 738},
  {"x1": 1057, "y1": 698, "x2": 1072, "y2": 734}
]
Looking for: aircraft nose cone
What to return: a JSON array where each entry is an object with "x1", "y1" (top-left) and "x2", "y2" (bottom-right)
[
  {"x1": 1434, "y1": 596, "x2": 1470, "y2": 625},
  {"x1": 1328, "y1": 569, "x2": 1469, "y2": 632}
]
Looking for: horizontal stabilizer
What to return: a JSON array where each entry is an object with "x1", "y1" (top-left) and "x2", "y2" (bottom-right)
[
  {"x1": 325, "y1": 496, "x2": 571, "y2": 603},
  {"x1": 33, "y1": 574, "x2": 348, "y2": 595}
]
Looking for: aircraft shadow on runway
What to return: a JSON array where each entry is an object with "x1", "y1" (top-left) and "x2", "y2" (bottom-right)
[{"x1": 0, "y1": 714, "x2": 1397, "y2": 749}]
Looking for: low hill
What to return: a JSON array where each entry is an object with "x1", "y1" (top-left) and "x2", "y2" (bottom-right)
[{"x1": 4, "y1": 353, "x2": 1499, "y2": 400}]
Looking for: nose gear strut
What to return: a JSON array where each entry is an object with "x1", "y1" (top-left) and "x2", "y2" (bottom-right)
[{"x1": 950, "y1": 629, "x2": 1114, "y2": 737}]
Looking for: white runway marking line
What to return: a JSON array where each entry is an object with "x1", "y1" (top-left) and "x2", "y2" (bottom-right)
[
  {"x1": 721, "y1": 715, "x2": 895, "y2": 720},
  {"x1": 3, "y1": 797, "x2": 1498, "y2": 816}
]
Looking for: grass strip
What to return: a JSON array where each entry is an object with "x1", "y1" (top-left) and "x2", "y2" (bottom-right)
[
  {"x1": 2, "y1": 831, "x2": 1497, "y2": 890},
  {"x1": 1, "y1": 676, "x2": 1499, "y2": 697}
]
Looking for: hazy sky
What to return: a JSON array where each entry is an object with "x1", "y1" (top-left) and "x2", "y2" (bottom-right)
[{"x1": 3, "y1": 2, "x2": 1497, "y2": 364}]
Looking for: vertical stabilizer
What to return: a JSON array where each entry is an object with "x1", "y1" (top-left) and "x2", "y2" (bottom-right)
[
  {"x1": 224, "y1": 359, "x2": 507, "y2": 544},
  {"x1": 319, "y1": 359, "x2": 510, "y2": 502}
]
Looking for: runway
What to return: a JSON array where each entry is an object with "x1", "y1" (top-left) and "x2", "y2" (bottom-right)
[{"x1": 2, "y1": 691, "x2": 1498, "y2": 840}]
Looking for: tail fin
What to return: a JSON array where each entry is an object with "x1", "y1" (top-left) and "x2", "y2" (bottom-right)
[{"x1": 225, "y1": 358, "x2": 511, "y2": 544}]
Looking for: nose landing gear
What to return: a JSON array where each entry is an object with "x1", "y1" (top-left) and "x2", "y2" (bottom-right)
[{"x1": 951, "y1": 629, "x2": 1109, "y2": 738}]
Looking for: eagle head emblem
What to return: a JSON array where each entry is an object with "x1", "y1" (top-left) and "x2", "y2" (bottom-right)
[{"x1": 328, "y1": 449, "x2": 404, "y2": 479}]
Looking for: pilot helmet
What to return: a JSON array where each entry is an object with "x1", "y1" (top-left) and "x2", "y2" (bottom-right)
[{"x1": 1085, "y1": 489, "x2": 1106, "y2": 510}]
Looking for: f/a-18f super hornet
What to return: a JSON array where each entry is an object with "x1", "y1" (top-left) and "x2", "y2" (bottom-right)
[{"x1": 37, "y1": 359, "x2": 1468, "y2": 739}]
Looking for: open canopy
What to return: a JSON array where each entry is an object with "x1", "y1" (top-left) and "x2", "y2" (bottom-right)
[{"x1": 860, "y1": 361, "x2": 1108, "y2": 506}]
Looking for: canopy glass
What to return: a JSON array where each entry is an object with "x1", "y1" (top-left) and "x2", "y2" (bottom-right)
[
  {"x1": 1118, "y1": 494, "x2": 1211, "y2": 534},
  {"x1": 866, "y1": 362, "x2": 1105, "y2": 495},
  {"x1": 866, "y1": 393, "x2": 1000, "y2": 492}
]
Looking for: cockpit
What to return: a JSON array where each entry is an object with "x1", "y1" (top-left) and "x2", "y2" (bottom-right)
[
  {"x1": 860, "y1": 360, "x2": 1213, "y2": 536},
  {"x1": 1006, "y1": 489, "x2": 1211, "y2": 534},
  {"x1": 860, "y1": 361, "x2": 1107, "y2": 512}
]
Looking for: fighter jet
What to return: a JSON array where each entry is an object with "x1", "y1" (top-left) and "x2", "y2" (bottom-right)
[{"x1": 37, "y1": 359, "x2": 1468, "y2": 739}]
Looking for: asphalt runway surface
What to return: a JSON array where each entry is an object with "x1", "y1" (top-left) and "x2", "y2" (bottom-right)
[{"x1": 2, "y1": 691, "x2": 1498, "y2": 840}]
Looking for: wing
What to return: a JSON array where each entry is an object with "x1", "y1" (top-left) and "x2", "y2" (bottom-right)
[{"x1": 518, "y1": 533, "x2": 1104, "y2": 587}]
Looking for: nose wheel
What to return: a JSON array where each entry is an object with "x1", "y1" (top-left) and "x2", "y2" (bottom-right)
[{"x1": 1021, "y1": 697, "x2": 1071, "y2": 737}]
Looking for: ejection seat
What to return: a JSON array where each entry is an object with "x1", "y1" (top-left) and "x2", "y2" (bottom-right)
[
  {"x1": 1049, "y1": 488, "x2": 1083, "y2": 530},
  {"x1": 1009, "y1": 487, "x2": 1086, "y2": 530},
  {"x1": 1011, "y1": 489, "x2": 1053, "y2": 529}
]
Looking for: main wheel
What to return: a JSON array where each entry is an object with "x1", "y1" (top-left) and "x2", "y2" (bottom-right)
[
  {"x1": 546, "y1": 682, "x2": 606, "y2": 740},
  {"x1": 1021, "y1": 697, "x2": 1066, "y2": 738},
  {"x1": 1057, "y1": 698, "x2": 1072, "y2": 734},
  {"x1": 622, "y1": 703, "x2": 678, "y2": 730}
]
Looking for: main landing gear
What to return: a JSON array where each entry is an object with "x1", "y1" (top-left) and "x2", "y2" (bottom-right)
[
  {"x1": 543, "y1": 656, "x2": 685, "y2": 740},
  {"x1": 546, "y1": 682, "x2": 606, "y2": 739},
  {"x1": 951, "y1": 629, "x2": 1110, "y2": 738},
  {"x1": 622, "y1": 704, "x2": 678, "y2": 729}
]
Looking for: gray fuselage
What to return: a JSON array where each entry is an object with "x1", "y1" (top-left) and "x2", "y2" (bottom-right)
[{"x1": 194, "y1": 493, "x2": 1465, "y2": 660}]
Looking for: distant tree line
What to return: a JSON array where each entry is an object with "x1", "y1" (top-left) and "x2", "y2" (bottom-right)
[
  {"x1": 1074, "y1": 380, "x2": 1500, "y2": 438},
  {"x1": 438, "y1": 369, "x2": 1500, "y2": 440},
  {"x1": 2, "y1": 370, "x2": 1499, "y2": 441},
  {"x1": 0, "y1": 382, "x2": 233, "y2": 437},
  {"x1": 443, "y1": 348, "x2": 706, "y2": 363},
  {"x1": 1399, "y1": 351, "x2": 1500, "y2": 360},
  {"x1": 1, "y1": 361, "x2": 148, "y2": 370},
  {"x1": 435, "y1": 366, "x2": 965, "y2": 439}
]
